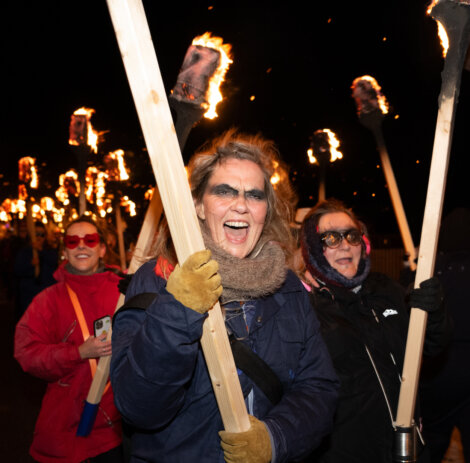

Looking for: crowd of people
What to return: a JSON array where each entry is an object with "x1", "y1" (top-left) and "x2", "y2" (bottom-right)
[{"x1": 0, "y1": 129, "x2": 467, "y2": 462}]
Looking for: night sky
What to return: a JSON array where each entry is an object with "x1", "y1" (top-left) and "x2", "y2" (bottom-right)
[{"x1": 2, "y1": 1, "x2": 469, "y2": 247}]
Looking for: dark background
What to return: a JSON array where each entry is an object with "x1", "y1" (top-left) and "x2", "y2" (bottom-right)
[{"x1": 2, "y1": 0, "x2": 469, "y2": 247}]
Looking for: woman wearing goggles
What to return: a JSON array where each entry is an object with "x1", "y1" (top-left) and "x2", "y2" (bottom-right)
[{"x1": 298, "y1": 198, "x2": 449, "y2": 462}]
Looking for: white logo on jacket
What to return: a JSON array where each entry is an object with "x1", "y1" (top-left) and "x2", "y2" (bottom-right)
[{"x1": 383, "y1": 308, "x2": 398, "y2": 317}]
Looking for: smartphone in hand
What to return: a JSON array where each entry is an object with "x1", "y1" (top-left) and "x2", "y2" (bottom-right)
[{"x1": 93, "y1": 315, "x2": 111, "y2": 339}]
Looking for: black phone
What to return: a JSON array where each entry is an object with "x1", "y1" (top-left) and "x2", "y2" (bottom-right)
[{"x1": 93, "y1": 315, "x2": 111, "y2": 338}]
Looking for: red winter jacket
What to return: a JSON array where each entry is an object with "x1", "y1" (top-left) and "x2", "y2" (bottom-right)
[{"x1": 14, "y1": 263, "x2": 123, "y2": 463}]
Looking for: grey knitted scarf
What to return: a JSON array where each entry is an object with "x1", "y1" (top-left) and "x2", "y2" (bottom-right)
[{"x1": 201, "y1": 225, "x2": 287, "y2": 304}]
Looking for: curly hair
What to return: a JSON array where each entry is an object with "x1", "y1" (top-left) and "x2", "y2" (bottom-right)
[{"x1": 153, "y1": 129, "x2": 298, "y2": 265}]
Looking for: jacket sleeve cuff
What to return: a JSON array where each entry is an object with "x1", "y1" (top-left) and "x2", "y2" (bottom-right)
[{"x1": 264, "y1": 419, "x2": 285, "y2": 463}]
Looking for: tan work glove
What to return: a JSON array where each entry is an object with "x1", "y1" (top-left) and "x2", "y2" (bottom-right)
[
  {"x1": 166, "y1": 249, "x2": 222, "y2": 314},
  {"x1": 219, "y1": 415, "x2": 272, "y2": 463}
]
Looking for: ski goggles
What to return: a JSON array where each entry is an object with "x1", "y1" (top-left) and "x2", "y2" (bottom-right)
[
  {"x1": 64, "y1": 233, "x2": 101, "y2": 249},
  {"x1": 320, "y1": 228, "x2": 362, "y2": 249}
]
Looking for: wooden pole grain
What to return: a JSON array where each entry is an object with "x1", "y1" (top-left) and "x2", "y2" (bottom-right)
[{"x1": 96, "y1": 0, "x2": 250, "y2": 432}]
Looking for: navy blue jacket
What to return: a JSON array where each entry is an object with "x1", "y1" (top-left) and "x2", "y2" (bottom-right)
[{"x1": 111, "y1": 261, "x2": 339, "y2": 462}]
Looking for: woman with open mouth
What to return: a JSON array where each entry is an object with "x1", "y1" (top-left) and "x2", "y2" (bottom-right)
[{"x1": 110, "y1": 129, "x2": 339, "y2": 463}]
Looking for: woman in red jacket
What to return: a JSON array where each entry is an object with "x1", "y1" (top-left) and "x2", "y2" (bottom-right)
[{"x1": 14, "y1": 216, "x2": 123, "y2": 463}]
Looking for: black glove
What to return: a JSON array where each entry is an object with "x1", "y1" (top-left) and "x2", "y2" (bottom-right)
[
  {"x1": 407, "y1": 277, "x2": 444, "y2": 314},
  {"x1": 118, "y1": 273, "x2": 134, "y2": 295}
]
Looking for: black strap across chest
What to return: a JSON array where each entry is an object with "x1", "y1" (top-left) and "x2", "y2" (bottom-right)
[{"x1": 114, "y1": 292, "x2": 283, "y2": 405}]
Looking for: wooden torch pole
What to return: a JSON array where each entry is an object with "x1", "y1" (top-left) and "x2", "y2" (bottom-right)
[
  {"x1": 359, "y1": 111, "x2": 417, "y2": 272},
  {"x1": 395, "y1": 0, "x2": 470, "y2": 431},
  {"x1": 78, "y1": 0, "x2": 249, "y2": 435},
  {"x1": 114, "y1": 201, "x2": 127, "y2": 271},
  {"x1": 107, "y1": 0, "x2": 249, "y2": 432}
]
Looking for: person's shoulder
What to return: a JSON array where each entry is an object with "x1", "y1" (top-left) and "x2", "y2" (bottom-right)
[
  {"x1": 279, "y1": 269, "x2": 306, "y2": 293},
  {"x1": 26, "y1": 279, "x2": 64, "y2": 310},
  {"x1": 133, "y1": 259, "x2": 159, "y2": 279},
  {"x1": 364, "y1": 271, "x2": 406, "y2": 299},
  {"x1": 366, "y1": 271, "x2": 400, "y2": 288},
  {"x1": 126, "y1": 259, "x2": 165, "y2": 296}
]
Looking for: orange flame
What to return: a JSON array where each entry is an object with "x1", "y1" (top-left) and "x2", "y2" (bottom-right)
[
  {"x1": 56, "y1": 170, "x2": 79, "y2": 205},
  {"x1": 427, "y1": 1, "x2": 449, "y2": 57},
  {"x1": 0, "y1": 208, "x2": 8, "y2": 222},
  {"x1": 307, "y1": 148, "x2": 317, "y2": 165},
  {"x1": 85, "y1": 167, "x2": 108, "y2": 216},
  {"x1": 10, "y1": 199, "x2": 27, "y2": 219},
  {"x1": 18, "y1": 156, "x2": 38, "y2": 189},
  {"x1": 69, "y1": 107, "x2": 100, "y2": 153},
  {"x1": 121, "y1": 196, "x2": 136, "y2": 217},
  {"x1": 1, "y1": 199, "x2": 12, "y2": 213},
  {"x1": 270, "y1": 172, "x2": 281, "y2": 186},
  {"x1": 40, "y1": 197, "x2": 55, "y2": 211},
  {"x1": 106, "y1": 149, "x2": 129, "y2": 181},
  {"x1": 351, "y1": 75, "x2": 389, "y2": 115},
  {"x1": 308, "y1": 129, "x2": 343, "y2": 164},
  {"x1": 18, "y1": 184, "x2": 28, "y2": 201},
  {"x1": 192, "y1": 33, "x2": 233, "y2": 119},
  {"x1": 144, "y1": 188, "x2": 154, "y2": 201},
  {"x1": 324, "y1": 129, "x2": 343, "y2": 162}
]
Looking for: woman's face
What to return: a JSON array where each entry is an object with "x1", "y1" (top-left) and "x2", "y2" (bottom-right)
[
  {"x1": 195, "y1": 158, "x2": 268, "y2": 258},
  {"x1": 64, "y1": 222, "x2": 106, "y2": 275},
  {"x1": 318, "y1": 212, "x2": 362, "y2": 279}
]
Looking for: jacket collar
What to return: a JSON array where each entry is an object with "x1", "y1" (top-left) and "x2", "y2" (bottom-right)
[{"x1": 249, "y1": 270, "x2": 304, "y2": 333}]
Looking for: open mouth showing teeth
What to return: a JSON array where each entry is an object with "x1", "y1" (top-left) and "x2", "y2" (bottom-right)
[
  {"x1": 224, "y1": 221, "x2": 249, "y2": 242},
  {"x1": 224, "y1": 221, "x2": 248, "y2": 230}
]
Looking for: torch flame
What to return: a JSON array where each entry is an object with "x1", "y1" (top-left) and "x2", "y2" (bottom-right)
[
  {"x1": 18, "y1": 156, "x2": 39, "y2": 189},
  {"x1": 69, "y1": 107, "x2": 100, "y2": 153},
  {"x1": 11, "y1": 199, "x2": 26, "y2": 219},
  {"x1": 270, "y1": 172, "x2": 281, "y2": 186},
  {"x1": 40, "y1": 197, "x2": 55, "y2": 211},
  {"x1": 121, "y1": 196, "x2": 136, "y2": 217},
  {"x1": 56, "y1": 170, "x2": 79, "y2": 205},
  {"x1": 427, "y1": 1, "x2": 449, "y2": 57},
  {"x1": 192, "y1": 33, "x2": 233, "y2": 119},
  {"x1": 309, "y1": 129, "x2": 343, "y2": 164},
  {"x1": 324, "y1": 129, "x2": 343, "y2": 162},
  {"x1": 351, "y1": 75, "x2": 389, "y2": 115},
  {"x1": 0, "y1": 209, "x2": 8, "y2": 222},
  {"x1": 307, "y1": 148, "x2": 318, "y2": 165},
  {"x1": 108, "y1": 149, "x2": 129, "y2": 181},
  {"x1": 144, "y1": 188, "x2": 154, "y2": 201},
  {"x1": 85, "y1": 167, "x2": 108, "y2": 216}
]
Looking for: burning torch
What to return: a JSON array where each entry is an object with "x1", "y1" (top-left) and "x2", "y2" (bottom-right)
[
  {"x1": 393, "y1": 1, "x2": 470, "y2": 461},
  {"x1": 69, "y1": 107, "x2": 100, "y2": 215},
  {"x1": 103, "y1": 149, "x2": 130, "y2": 271},
  {"x1": 169, "y1": 32, "x2": 233, "y2": 153},
  {"x1": 351, "y1": 75, "x2": 417, "y2": 271},
  {"x1": 55, "y1": 170, "x2": 80, "y2": 222},
  {"x1": 18, "y1": 156, "x2": 40, "y2": 278},
  {"x1": 127, "y1": 31, "x2": 233, "y2": 270},
  {"x1": 307, "y1": 129, "x2": 343, "y2": 202}
]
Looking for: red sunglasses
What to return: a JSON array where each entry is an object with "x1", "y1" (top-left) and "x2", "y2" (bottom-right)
[{"x1": 64, "y1": 233, "x2": 101, "y2": 249}]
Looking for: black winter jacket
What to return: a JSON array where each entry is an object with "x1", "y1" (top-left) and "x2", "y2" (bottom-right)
[{"x1": 307, "y1": 272, "x2": 449, "y2": 463}]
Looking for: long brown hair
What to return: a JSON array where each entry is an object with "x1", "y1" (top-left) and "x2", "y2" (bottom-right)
[{"x1": 153, "y1": 129, "x2": 297, "y2": 265}]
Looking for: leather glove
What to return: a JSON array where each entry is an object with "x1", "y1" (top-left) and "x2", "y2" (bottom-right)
[
  {"x1": 407, "y1": 277, "x2": 444, "y2": 314},
  {"x1": 219, "y1": 415, "x2": 272, "y2": 463},
  {"x1": 166, "y1": 249, "x2": 222, "y2": 314}
]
